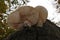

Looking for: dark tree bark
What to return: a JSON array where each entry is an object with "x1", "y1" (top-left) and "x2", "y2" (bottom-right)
[{"x1": 4, "y1": 19, "x2": 60, "y2": 40}]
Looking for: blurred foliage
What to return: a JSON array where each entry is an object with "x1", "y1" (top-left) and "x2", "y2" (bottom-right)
[
  {"x1": 0, "y1": 0, "x2": 7, "y2": 13},
  {"x1": 54, "y1": 0, "x2": 60, "y2": 13},
  {"x1": 55, "y1": 0, "x2": 60, "y2": 4},
  {"x1": 0, "y1": 0, "x2": 29, "y2": 40}
]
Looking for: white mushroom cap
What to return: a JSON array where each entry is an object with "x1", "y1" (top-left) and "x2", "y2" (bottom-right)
[{"x1": 35, "y1": 6, "x2": 48, "y2": 27}]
